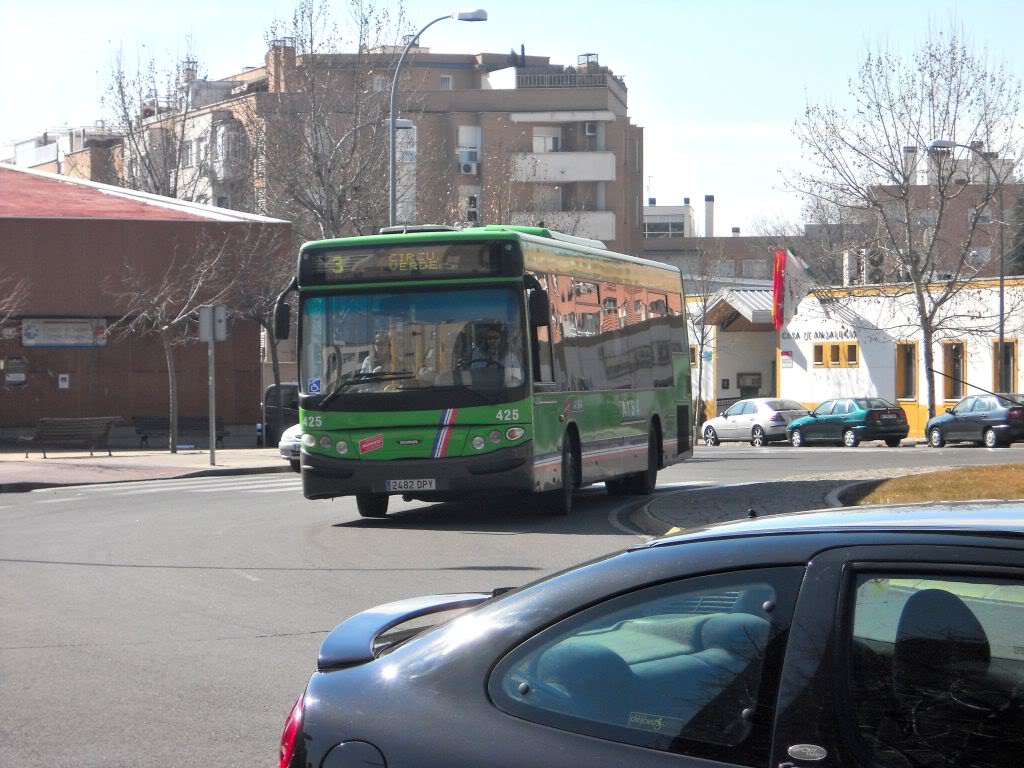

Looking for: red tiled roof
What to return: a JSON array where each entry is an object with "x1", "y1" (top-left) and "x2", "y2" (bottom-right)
[{"x1": 0, "y1": 166, "x2": 220, "y2": 221}]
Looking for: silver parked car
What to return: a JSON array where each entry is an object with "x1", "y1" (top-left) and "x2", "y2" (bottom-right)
[
  {"x1": 701, "y1": 398, "x2": 809, "y2": 447},
  {"x1": 279, "y1": 423, "x2": 302, "y2": 472}
]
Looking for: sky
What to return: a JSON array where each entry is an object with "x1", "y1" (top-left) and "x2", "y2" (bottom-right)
[{"x1": 1, "y1": 0, "x2": 1020, "y2": 233}]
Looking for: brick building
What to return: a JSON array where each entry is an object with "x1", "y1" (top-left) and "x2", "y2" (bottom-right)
[{"x1": 0, "y1": 165, "x2": 291, "y2": 445}]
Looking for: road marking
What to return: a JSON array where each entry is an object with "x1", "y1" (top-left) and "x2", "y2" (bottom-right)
[{"x1": 35, "y1": 497, "x2": 78, "y2": 504}]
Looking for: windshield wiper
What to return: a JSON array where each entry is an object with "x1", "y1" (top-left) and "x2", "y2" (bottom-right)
[{"x1": 319, "y1": 370, "x2": 414, "y2": 408}]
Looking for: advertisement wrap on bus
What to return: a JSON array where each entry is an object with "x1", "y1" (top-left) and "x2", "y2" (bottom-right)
[{"x1": 273, "y1": 225, "x2": 692, "y2": 518}]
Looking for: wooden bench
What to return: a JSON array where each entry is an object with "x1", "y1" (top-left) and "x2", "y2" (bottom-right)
[
  {"x1": 19, "y1": 416, "x2": 122, "y2": 458},
  {"x1": 133, "y1": 416, "x2": 229, "y2": 449}
]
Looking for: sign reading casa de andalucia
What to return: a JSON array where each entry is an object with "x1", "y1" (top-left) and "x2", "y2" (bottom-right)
[{"x1": 21, "y1": 318, "x2": 108, "y2": 347}]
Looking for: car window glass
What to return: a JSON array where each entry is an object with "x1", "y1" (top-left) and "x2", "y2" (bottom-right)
[
  {"x1": 739, "y1": 401, "x2": 754, "y2": 415},
  {"x1": 971, "y1": 397, "x2": 992, "y2": 412},
  {"x1": 723, "y1": 403, "x2": 739, "y2": 418},
  {"x1": 767, "y1": 400, "x2": 805, "y2": 412},
  {"x1": 833, "y1": 401, "x2": 850, "y2": 415},
  {"x1": 491, "y1": 568, "x2": 803, "y2": 765},
  {"x1": 953, "y1": 397, "x2": 975, "y2": 414},
  {"x1": 814, "y1": 401, "x2": 833, "y2": 416},
  {"x1": 846, "y1": 573, "x2": 1024, "y2": 768}
]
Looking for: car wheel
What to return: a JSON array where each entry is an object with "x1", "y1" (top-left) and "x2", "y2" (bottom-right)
[
  {"x1": 546, "y1": 437, "x2": 577, "y2": 515},
  {"x1": 355, "y1": 494, "x2": 389, "y2": 518},
  {"x1": 983, "y1": 428, "x2": 1003, "y2": 448},
  {"x1": 842, "y1": 428, "x2": 860, "y2": 448},
  {"x1": 928, "y1": 427, "x2": 945, "y2": 448},
  {"x1": 289, "y1": 459, "x2": 301, "y2": 473},
  {"x1": 884, "y1": 437, "x2": 902, "y2": 448},
  {"x1": 703, "y1": 426, "x2": 720, "y2": 447},
  {"x1": 626, "y1": 428, "x2": 660, "y2": 495},
  {"x1": 750, "y1": 425, "x2": 767, "y2": 447},
  {"x1": 790, "y1": 428, "x2": 804, "y2": 448}
]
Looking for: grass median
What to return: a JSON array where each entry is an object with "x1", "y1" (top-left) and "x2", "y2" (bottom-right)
[{"x1": 845, "y1": 463, "x2": 1024, "y2": 505}]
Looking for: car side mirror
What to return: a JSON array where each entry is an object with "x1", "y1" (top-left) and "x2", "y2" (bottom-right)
[
  {"x1": 274, "y1": 302, "x2": 291, "y2": 340},
  {"x1": 945, "y1": 407, "x2": 953, "y2": 415}
]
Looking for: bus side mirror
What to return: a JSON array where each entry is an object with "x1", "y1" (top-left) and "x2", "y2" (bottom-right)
[
  {"x1": 274, "y1": 302, "x2": 291, "y2": 340},
  {"x1": 528, "y1": 290, "x2": 550, "y2": 328}
]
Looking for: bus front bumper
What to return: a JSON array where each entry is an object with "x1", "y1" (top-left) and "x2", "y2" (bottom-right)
[{"x1": 301, "y1": 443, "x2": 534, "y2": 500}]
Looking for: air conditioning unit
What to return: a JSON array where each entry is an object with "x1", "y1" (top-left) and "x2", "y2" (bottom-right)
[
  {"x1": 584, "y1": 121, "x2": 598, "y2": 136},
  {"x1": 460, "y1": 161, "x2": 478, "y2": 175}
]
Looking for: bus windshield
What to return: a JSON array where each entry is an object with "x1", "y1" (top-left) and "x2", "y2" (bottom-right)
[{"x1": 301, "y1": 285, "x2": 526, "y2": 405}]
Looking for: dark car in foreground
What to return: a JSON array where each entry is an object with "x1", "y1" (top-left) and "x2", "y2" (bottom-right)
[
  {"x1": 787, "y1": 397, "x2": 908, "y2": 447},
  {"x1": 926, "y1": 393, "x2": 1024, "y2": 448},
  {"x1": 279, "y1": 503, "x2": 1024, "y2": 768}
]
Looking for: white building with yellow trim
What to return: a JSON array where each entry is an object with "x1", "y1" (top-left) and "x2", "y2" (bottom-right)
[{"x1": 688, "y1": 276, "x2": 1023, "y2": 438}]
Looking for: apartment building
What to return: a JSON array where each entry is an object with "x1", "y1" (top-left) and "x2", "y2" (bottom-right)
[
  {"x1": 115, "y1": 43, "x2": 644, "y2": 254},
  {"x1": 4, "y1": 123, "x2": 121, "y2": 183}
]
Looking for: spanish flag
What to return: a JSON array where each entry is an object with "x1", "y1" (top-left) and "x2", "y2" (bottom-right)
[{"x1": 771, "y1": 248, "x2": 786, "y2": 331}]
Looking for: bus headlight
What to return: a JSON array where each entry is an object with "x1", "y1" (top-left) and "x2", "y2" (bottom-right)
[
  {"x1": 505, "y1": 427, "x2": 526, "y2": 441},
  {"x1": 302, "y1": 433, "x2": 317, "y2": 448},
  {"x1": 319, "y1": 435, "x2": 333, "y2": 449},
  {"x1": 489, "y1": 430, "x2": 502, "y2": 444},
  {"x1": 472, "y1": 436, "x2": 486, "y2": 450},
  {"x1": 336, "y1": 441, "x2": 348, "y2": 455}
]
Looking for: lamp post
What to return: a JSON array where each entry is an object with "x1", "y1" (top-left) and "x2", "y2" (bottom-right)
[
  {"x1": 929, "y1": 138, "x2": 1009, "y2": 392},
  {"x1": 389, "y1": 8, "x2": 487, "y2": 226}
]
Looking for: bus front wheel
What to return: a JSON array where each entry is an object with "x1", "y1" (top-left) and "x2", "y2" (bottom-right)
[
  {"x1": 356, "y1": 494, "x2": 389, "y2": 518},
  {"x1": 545, "y1": 439, "x2": 577, "y2": 516}
]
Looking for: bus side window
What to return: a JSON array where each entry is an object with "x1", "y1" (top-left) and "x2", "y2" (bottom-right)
[{"x1": 534, "y1": 324, "x2": 554, "y2": 382}]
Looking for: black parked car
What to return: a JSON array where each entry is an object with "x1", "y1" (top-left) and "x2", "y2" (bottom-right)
[
  {"x1": 926, "y1": 393, "x2": 1024, "y2": 448},
  {"x1": 279, "y1": 503, "x2": 1024, "y2": 768}
]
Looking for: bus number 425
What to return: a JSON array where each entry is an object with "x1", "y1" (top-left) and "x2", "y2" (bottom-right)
[{"x1": 495, "y1": 409, "x2": 520, "y2": 421}]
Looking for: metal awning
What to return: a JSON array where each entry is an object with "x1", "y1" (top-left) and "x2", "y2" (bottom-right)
[{"x1": 704, "y1": 289, "x2": 775, "y2": 329}]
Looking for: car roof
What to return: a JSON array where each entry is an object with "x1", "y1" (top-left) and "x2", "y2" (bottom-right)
[{"x1": 635, "y1": 501, "x2": 1024, "y2": 551}]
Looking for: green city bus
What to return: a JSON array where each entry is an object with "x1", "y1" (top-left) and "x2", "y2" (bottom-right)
[{"x1": 274, "y1": 224, "x2": 692, "y2": 517}]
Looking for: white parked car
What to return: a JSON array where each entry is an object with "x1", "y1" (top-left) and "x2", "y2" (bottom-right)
[
  {"x1": 701, "y1": 398, "x2": 809, "y2": 447},
  {"x1": 279, "y1": 423, "x2": 302, "y2": 472}
]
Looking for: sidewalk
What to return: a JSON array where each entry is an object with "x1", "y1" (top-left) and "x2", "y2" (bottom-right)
[
  {"x1": 0, "y1": 447, "x2": 289, "y2": 493},
  {"x1": 633, "y1": 466, "x2": 952, "y2": 536}
]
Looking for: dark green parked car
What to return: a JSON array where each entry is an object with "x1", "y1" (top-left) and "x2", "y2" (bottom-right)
[{"x1": 787, "y1": 397, "x2": 909, "y2": 447}]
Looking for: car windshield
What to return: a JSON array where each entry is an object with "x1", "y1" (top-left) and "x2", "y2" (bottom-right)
[
  {"x1": 300, "y1": 286, "x2": 526, "y2": 402},
  {"x1": 854, "y1": 398, "x2": 894, "y2": 409},
  {"x1": 765, "y1": 399, "x2": 805, "y2": 411}
]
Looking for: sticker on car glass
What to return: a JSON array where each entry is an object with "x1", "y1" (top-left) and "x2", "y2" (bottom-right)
[
  {"x1": 308, "y1": 378, "x2": 322, "y2": 394},
  {"x1": 627, "y1": 711, "x2": 684, "y2": 734},
  {"x1": 787, "y1": 744, "x2": 827, "y2": 761}
]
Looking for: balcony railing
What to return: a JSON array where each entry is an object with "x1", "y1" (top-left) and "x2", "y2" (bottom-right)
[{"x1": 515, "y1": 71, "x2": 627, "y2": 104}]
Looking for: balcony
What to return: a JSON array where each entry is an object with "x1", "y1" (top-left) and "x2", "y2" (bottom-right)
[
  {"x1": 511, "y1": 210, "x2": 615, "y2": 242},
  {"x1": 515, "y1": 70, "x2": 627, "y2": 106},
  {"x1": 511, "y1": 151, "x2": 616, "y2": 183}
]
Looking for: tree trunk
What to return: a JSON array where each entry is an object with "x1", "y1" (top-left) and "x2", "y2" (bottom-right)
[
  {"x1": 160, "y1": 329, "x2": 179, "y2": 453},
  {"x1": 695, "y1": 334, "x2": 707, "y2": 446},
  {"x1": 921, "y1": 323, "x2": 937, "y2": 420}
]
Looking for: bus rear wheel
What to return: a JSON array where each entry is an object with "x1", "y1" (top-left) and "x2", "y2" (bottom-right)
[
  {"x1": 356, "y1": 494, "x2": 389, "y2": 518},
  {"x1": 626, "y1": 429, "x2": 659, "y2": 495}
]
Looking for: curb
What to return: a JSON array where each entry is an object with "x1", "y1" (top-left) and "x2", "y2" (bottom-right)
[
  {"x1": 629, "y1": 491, "x2": 687, "y2": 538},
  {"x1": 823, "y1": 479, "x2": 872, "y2": 508},
  {"x1": 0, "y1": 464, "x2": 291, "y2": 494}
]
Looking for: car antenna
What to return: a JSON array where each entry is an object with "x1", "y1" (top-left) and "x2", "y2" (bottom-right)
[{"x1": 747, "y1": 508, "x2": 758, "y2": 519}]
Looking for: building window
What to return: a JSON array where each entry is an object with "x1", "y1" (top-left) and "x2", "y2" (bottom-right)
[
  {"x1": 895, "y1": 342, "x2": 917, "y2": 400},
  {"x1": 373, "y1": 75, "x2": 387, "y2": 92},
  {"x1": 181, "y1": 142, "x2": 193, "y2": 167},
  {"x1": 440, "y1": 74, "x2": 452, "y2": 90},
  {"x1": 532, "y1": 127, "x2": 561, "y2": 153},
  {"x1": 643, "y1": 221, "x2": 687, "y2": 238},
  {"x1": 216, "y1": 195, "x2": 229, "y2": 208},
  {"x1": 943, "y1": 341, "x2": 966, "y2": 400},
  {"x1": 742, "y1": 259, "x2": 767, "y2": 278},
  {"x1": 814, "y1": 342, "x2": 860, "y2": 368},
  {"x1": 689, "y1": 345, "x2": 697, "y2": 367},
  {"x1": 993, "y1": 340, "x2": 1017, "y2": 393}
]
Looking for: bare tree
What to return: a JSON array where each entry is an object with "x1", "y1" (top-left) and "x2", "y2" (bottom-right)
[
  {"x1": 240, "y1": 0, "x2": 413, "y2": 240},
  {"x1": 105, "y1": 231, "x2": 238, "y2": 451},
  {"x1": 682, "y1": 245, "x2": 730, "y2": 441},
  {"x1": 791, "y1": 28, "x2": 1023, "y2": 417},
  {"x1": 104, "y1": 46, "x2": 214, "y2": 200},
  {"x1": 0, "y1": 274, "x2": 30, "y2": 327}
]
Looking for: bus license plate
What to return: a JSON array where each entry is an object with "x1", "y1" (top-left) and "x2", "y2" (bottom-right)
[{"x1": 387, "y1": 479, "x2": 436, "y2": 491}]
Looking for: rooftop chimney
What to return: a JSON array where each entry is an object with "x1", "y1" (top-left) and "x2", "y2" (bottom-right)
[
  {"x1": 683, "y1": 197, "x2": 690, "y2": 205},
  {"x1": 648, "y1": 197, "x2": 656, "y2": 206},
  {"x1": 903, "y1": 146, "x2": 918, "y2": 183},
  {"x1": 704, "y1": 195, "x2": 715, "y2": 238},
  {"x1": 731, "y1": 227, "x2": 740, "y2": 237}
]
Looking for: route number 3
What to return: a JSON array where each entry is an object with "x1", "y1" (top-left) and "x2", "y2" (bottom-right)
[
  {"x1": 495, "y1": 409, "x2": 520, "y2": 421},
  {"x1": 305, "y1": 415, "x2": 323, "y2": 427}
]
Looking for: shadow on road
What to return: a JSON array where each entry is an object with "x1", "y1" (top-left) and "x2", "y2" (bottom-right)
[{"x1": 332, "y1": 487, "x2": 644, "y2": 535}]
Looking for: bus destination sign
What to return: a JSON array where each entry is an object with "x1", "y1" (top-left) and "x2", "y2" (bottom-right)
[{"x1": 300, "y1": 242, "x2": 520, "y2": 284}]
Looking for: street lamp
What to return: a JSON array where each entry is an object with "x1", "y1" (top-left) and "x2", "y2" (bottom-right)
[
  {"x1": 928, "y1": 138, "x2": 1009, "y2": 392},
  {"x1": 389, "y1": 8, "x2": 488, "y2": 226}
]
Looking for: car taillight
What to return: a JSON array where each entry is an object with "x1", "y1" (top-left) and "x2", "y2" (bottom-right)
[
  {"x1": 1010, "y1": 408, "x2": 1023, "y2": 420},
  {"x1": 896, "y1": 408, "x2": 907, "y2": 422},
  {"x1": 769, "y1": 413, "x2": 784, "y2": 423},
  {"x1": 279, "y1": 695, "x2": 304, "y2": 768},
  {"x1": 867, "y1": 410, "x2": 880, "y2": 422}
]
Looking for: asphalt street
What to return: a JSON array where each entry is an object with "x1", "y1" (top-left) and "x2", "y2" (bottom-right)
[{"x1": 1, "y1": 442, "x2": 1020, "y2": 767}]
